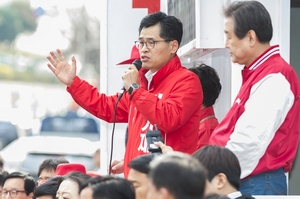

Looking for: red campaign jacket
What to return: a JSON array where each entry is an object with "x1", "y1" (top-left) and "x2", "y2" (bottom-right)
[
  {"x1": 210, "y1": 45, "x2": 300, "y2": 179},
  {"x1": 67, "y1": 55, "x2": 203, "y2": 177},
  {"x1": 197, "y1": 106, "x2": 219, "y2": 150}
]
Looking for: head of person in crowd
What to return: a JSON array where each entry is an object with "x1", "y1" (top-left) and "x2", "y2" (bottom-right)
[
  {"x1": 80, "y1": 175, "x2": 136, "y2": 199},
  {"x1": 189, "y1": 64, "x2": 221, "y2": 109},
  {"x1": 56, "y1": 171, "x2": 91, "y2": 199},
  {"x1": 147, "y1": 152, "x2": 207, "y2": 199},
  {"x1": 192, "y1": 145, "x2": 241, "y2": 196},
  {"x1": 127, "y1": 154, "x2": 157, "y2": 199},
  {"x1": 37, "y1": 157, "x2": 69, "y2": 186},
  {"x1": 136, "y1": 11, "x2": 182, "y2": 72},
  {"x1": 33, "y1": 176, "x2": 62, "y2": 199},
  {"x1": 1, "y1": 171, "x2": 36, "y2": 199},
  {"x1": 0, "y1": 170, "x2": 9, "y2": 192},
  {"x1": 223, "y1": 0, "x2": 272, "y2": 66}
]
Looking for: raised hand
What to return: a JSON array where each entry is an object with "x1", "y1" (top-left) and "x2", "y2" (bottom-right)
[
  {"x1": 47, "y1": 49, "x2": 77, "y2": 86},
  {"x1": 154, "y1": 141, "x2": 174, "y2": 154},
  {"x1": 110, "y1": 159, "x2": 124, "y2": 175}
]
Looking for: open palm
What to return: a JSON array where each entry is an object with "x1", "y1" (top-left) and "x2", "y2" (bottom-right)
[{"x1": 46, "y1": 49, "x2": 77, "y2": 86}]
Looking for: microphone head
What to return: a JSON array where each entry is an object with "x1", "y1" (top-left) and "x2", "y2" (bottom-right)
[{"x1": 132, "y1": 59, "x2": 142, "y2": 70}]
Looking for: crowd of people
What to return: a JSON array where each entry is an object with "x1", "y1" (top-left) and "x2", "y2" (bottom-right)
[
  {"x1": 0, "y1": 146, "x2": 253, "y2": 199},
  {"x1": 2, "y1": 1, "x2": 297, "y2": 199}
]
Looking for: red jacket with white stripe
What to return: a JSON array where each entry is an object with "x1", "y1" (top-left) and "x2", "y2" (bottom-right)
[
  {"x1": 67, "y1": 55, "x2": 203, "y2": 177},
  {"x1": 210, "y1": 45, "x2": 300, "y2": 179}
]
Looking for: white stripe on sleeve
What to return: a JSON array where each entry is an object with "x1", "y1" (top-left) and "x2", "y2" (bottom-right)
[{"x1": 226, "y1": 73, "x2": 295, "y2": 178}]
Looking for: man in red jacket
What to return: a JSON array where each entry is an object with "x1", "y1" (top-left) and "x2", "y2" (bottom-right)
[
  {"x1": 46, "y1": 11, "x2": 203, "y2": 178},
  {"x1": 210, "y1": 1, "x2": 300, "y2": 195}
]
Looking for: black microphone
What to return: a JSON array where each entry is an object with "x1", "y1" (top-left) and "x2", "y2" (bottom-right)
[{"x1": 118, "y1": 59, "x2": 142, "y2": 100}]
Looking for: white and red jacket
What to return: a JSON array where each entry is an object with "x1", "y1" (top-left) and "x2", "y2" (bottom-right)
[
  {"x1": 210, "y1": 45, "x2": 300, "y2": 179},
  {"x1": 67, "y1": 55, "x2": 203, "y2": 177}
]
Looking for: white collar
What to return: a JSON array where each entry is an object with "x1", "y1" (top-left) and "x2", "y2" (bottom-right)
[
  {"x1": 227, "y1": 191, "x2": 242, "y2": 199},
  {"x1": 145, "y1": 70, "x2": 157, "y2": 89}
]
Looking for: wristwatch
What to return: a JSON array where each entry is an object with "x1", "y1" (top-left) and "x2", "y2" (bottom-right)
[{"x1": 128, "y1": 83, "x2": 140, "y2": 95}]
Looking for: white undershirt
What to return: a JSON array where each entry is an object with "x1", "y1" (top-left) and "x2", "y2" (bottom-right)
[{"x1": 145, "y1": 70, "x2": 157, "y2": 90}]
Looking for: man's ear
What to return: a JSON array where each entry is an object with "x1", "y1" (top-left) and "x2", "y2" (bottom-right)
[
  {"x1": 215, "y1": 173, "x2": 228, "y2": 189},
  {"x1": 160, "y1": 187, "x2": 172, "y2": 199},
  {"x1": 247, "y1": 30, "x2": 257, "y2": 47},
  {"x1": 27, "y1": 192, "x2": 34, "y2": 199},
  {"x1": 170, "y1": 40, "x2": 179, "y2": 54}
]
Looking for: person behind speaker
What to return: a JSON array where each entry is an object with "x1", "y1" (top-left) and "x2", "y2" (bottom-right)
[
  {"x1": 189, "y1": 64, "x2": 221, "y2": 150},
  {"x1": 46, "y1": 11, "x2": 203, "y2": 178}
]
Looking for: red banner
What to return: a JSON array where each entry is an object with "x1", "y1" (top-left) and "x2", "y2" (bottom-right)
[{"x1": 132, "y1": 0, "x2": 160, "y2": 14}]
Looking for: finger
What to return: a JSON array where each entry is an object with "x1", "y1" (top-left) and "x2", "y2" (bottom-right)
[
  {"x1": 46, "y1": 54, "x2": 57, "y2": 67},
  {"x1": 154, "y1": 141, "x2": 163, "y2": 147},
  {"x1": 71, "y1": 56, "x2": 76, "y2": 67},
  {"x1": 47, "y1": 63, "x2": 57, "y2": 75},
  {"x1": 128, "y1": 66, "x2": 135, "y2": 70},
  {"x1": 50, "y1": 51, "x2": 60, "y2": 64},
  {"x1": 57, "y1": 49, "x2": 66, "y2": 61},
  {"x1": 129, "y1": 64, "x2": 138, "y2": 71}
]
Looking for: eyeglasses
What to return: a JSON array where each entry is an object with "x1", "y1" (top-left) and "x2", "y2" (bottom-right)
[
  {"x1": 135, "y1": 40, "x2": 172, "y2": 49},
  {"x1": 2, "y1": 190, "x2": 26, "y2": 198}
]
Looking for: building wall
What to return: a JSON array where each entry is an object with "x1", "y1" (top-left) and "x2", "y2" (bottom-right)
[{"x1": 99, "y1": 0, "x2": 151, "y2": 175}]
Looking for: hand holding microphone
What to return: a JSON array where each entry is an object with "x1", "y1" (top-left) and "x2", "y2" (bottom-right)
[{"x1": 118, "y1": 59, "x2": 142, "y2": 100}]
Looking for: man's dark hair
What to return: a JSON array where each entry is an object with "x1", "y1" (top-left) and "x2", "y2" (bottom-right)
[
  {"x1": 128, "y1": 153, "x2": 157, "y2": 174},
  {"x1": 189, "y1": 64, "x2": 221, "y2": 107},
  {"x1": 33, "y1": 176, "x2": 62, "y2": 199},
  {"x1": 139, "y1": 11, "x2": 183, "y2": 46},
  {"x1": 59, "y1": 171, "x2": 91, "y2": 194},
  {"x1": 37, "y1": 157, "x2": 69, "y2": 177},
  {"x1": 204, "y1": 193, "x2": 230, "y2": 199},
  {"x1": 224, "y1": 1, "x2": 272, "y2": 43},
  {"x1": 148, "y1": 152, "x2": 207, "y2": 199},
  {"x1": 0, "y1": 155, "x2": 4, "y2": 168},
  {"x1": 0, "y1": 170, "x2": 9, "y2": 186},
  {"x1": 2, "y1": 171, "x2": 36, "y2": 195},
  {"x1": 81, "y1": 176, "x2": 135, "y2": 199},
  {"x1": 192, "y1": 145, "x2": 241, "y2": 190}
]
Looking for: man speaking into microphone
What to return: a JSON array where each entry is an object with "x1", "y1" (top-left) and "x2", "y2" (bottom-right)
[{"x1": 46, "y1": 11, "x2": 203, "y2": 178}]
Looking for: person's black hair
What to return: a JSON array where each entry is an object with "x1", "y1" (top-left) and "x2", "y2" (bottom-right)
[
  {"x1": 33, "y1": 176, "x2": 62, "y2": 199},
  {"x1": 0, "y1": 170, "x2": 9, "y2": 186},
  {"x1": 81, "y1": 176, "x2": 135, "y2": 199},
  {"x1": 189, "y1": 64, "x2": 222, "y2": 107},
  {"x1": 204, "y1": 193, "x2": 230, "y2": 199},
  {"x1": 2, "y1": 171, "x2": 36, "y2": 195},
  {"x1": 224, "y1": 1, "x2": 272, "y2": 43},
  {"x1": 192, "y1": 145, "x2": 241, "y2": 190},
  {"x1": 0, "y1": 155, "x2": 4, "y2": 168},
  {"x1": 128, "y1": 153, "x2": 157, "y2": 174},
  {"x1": 149, "y1": 152, "x2": 207, "y2": 199},
  {"x1": 139, "y1": 11, "x2": 183, "y2": 46},
  {"x1": 37, "y1": 157, "x2": 69, "y2": 177},
  {"x1": 59, "y1": 171, "x2": 91, "y2": 194}
]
